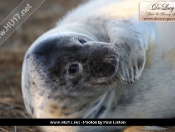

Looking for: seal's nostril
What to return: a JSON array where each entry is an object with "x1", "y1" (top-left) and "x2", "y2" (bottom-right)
[
  {"x1": 108, "y1": 56, "x2": 116, "y2": 62},
  {"x1": 104, "y1": 56, "x2": 118, "y2": 66}
]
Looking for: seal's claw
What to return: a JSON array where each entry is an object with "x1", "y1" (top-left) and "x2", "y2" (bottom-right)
[{"x1": 116, "y1": 44, "x2": 146, "y2": 84}]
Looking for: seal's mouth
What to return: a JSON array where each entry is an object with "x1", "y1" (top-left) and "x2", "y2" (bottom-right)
[{"x1": 95, "y1": 77, "x2": 117, "y2": 85}]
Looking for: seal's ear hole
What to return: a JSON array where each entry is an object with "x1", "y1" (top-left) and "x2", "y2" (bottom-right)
[
  {"x1": 68, "y1": 64, "x2": 79, "y2": 76},
  {"x1": 78, "y1": 38, "x2": 86, "y2": 44}
]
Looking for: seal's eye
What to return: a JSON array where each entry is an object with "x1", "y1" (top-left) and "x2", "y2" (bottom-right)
[
  {"x1": 68, "y1": 64, "x2": 79, "y2": 76},
  {"x1": 78, "y1": 38, "x2": 86, "y2": 44}
]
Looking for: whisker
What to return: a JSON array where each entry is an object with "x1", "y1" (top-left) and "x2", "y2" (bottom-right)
[
  {"x1": 110, "y1": 78, "x2": 118, "y2": 103},
  {"x1": 113, "y1": 77, "x2": 126, "y2": 104},
  {"x1": 106, "y1": 81, "x2": 113, "y2": 93}
]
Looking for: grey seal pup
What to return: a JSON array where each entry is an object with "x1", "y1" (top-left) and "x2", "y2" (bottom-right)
[{"x1": 22, "y1": 0, "x2": 175, "y2": 132}]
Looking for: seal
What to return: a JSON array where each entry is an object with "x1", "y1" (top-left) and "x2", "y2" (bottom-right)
[{"x1": 21, "y1": 0, "x2": 175, "y2": 132}]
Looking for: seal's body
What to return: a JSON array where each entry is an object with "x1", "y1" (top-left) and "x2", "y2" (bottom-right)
[{"x1": 22, "y1": 0, "x2": 175, "y2": 132}]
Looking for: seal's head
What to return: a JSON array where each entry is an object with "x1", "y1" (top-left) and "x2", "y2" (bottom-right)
[{"x1": 22, "y1": 32, "x2": 119, "y2": 120}]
